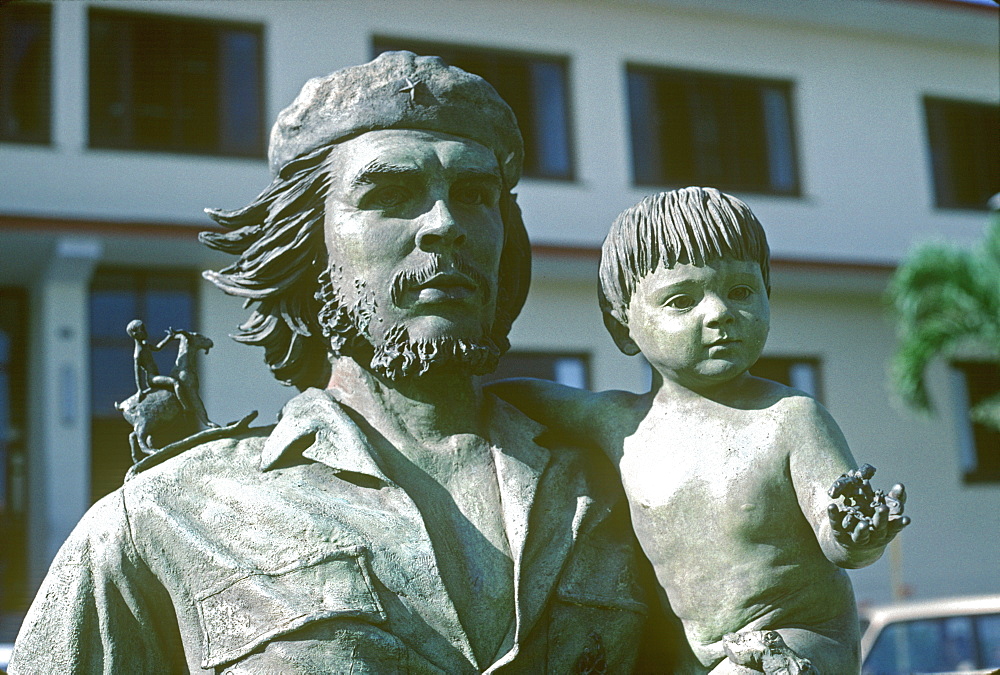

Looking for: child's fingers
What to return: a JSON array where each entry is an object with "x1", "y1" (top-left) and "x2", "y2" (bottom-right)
[
  {"x1": 851, "y1": 521, "x2": 871, "y2": 545},
  {"x1": 871, "y1": 504, "x2": 888, "y2": 534}
]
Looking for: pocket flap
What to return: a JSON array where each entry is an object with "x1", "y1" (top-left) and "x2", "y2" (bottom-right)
[
  {"x1": 556, "y1": 538, "x2": 649, "y2": 615},
  {"x1": 196, "y1": 546, "x2": 385, "y2": 669}
]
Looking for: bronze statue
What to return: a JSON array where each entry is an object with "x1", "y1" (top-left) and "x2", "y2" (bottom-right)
[
  {"x1": 9, "y1": 53, "x2": 667, "y2": 673},
  {"x1": 493, "y1": 188, "x2": 910, "y2": 673}
]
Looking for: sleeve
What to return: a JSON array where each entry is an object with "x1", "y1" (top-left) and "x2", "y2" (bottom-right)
[{"x1": 7, "y1": 489, "x2": 186, "y2": 675}]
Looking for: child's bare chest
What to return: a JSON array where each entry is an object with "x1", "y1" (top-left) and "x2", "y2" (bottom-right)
[{"x1": 619, "y1": 409, "x2": 789, "y2": 519}]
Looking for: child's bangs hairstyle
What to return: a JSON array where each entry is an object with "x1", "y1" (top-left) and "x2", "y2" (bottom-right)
[{"x1": 599, "y1": 186, "x2": 771, "y2": 332}]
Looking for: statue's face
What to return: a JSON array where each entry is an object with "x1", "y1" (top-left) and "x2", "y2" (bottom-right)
[
  {"x1": 322, "y1": 129, "x2": 505, "y2": 348},
  {"x1": 625, "y1": 258, "x2": 770, "y2": 394}
]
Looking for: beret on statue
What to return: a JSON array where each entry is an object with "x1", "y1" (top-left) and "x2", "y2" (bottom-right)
[{"x1": 268, "y1": 51, "x2": 524, "y2": 187}]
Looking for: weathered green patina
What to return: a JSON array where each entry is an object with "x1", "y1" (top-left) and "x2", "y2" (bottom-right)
[{"x1": 10, "y1": 53, "x2": 672, "y2": 673}]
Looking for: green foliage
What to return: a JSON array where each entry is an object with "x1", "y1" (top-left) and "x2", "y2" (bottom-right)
[{"x1": 888, "y1": 212, "x2": 1000, "y2": 430}]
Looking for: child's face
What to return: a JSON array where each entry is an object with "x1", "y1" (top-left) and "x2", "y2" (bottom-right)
[{"x1": 625, "y1": 258, "x2": 770, "y2": 393}]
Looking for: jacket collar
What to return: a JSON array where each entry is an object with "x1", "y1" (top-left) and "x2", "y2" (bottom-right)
[
  {"x1": 260, "y1": 388, "x2": 389, "y2": 482},
  {"x1": 260, "y1": 387, "x2": 550, "y2": 482}
]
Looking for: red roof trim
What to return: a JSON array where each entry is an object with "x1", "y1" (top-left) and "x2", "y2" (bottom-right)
[{"x1": 0, "y1": 213, "x2": 223, "y2": 238}]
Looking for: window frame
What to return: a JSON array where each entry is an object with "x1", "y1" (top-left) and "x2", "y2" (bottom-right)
[
  {"x1": 0, "y1": 1, "x2": 52, "y2": 145},
  {"x1": 949, "y1": 360, "x2": 1000, "y2": 484},
  {"x1": 923, "y1": 95, "x2": 1000, "y2": 212},
  {"x1": 480, "y1": 350, "x2": 592, "y2": 390},
  {"x1": 0, "y1": 287, "x2": 29, "y2": 611},
  {"x1": 750, "y1": 355, "x2": 823, "y2": 401},
  {"x1": 87, "y1": 7, "x2": 266, "y2": 159},
  {"x1": 373, "y1": 36, "x2": 576, "y2": 182},
  {"x1": 626, "y1": 63, "x2": 802, "y2": 197}
]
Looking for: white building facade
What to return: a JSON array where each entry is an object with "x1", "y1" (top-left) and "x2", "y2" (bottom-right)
[{"x1": 0, "y1": 0, "x2": 997, "y2": 631}]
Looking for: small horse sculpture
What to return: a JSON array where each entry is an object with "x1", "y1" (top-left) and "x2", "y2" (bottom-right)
[{"x1": 117, "y1": 321, "x2": 218, "y2": 461}]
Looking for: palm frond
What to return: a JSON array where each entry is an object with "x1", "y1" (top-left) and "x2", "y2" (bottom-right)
[{"x1": 888, "y1": 216, "x2": 1000, "y2": 419}]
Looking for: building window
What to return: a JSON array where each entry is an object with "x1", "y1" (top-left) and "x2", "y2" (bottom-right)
[
  {"x1": 88, "y1": 9, "x2": 264, "y2": 157},
  {"x1": 482, "y1": 351, "x2": 590, "y2": 389},
  {"x1": 0, "y1": 2, "x2": 51, "y2": 144},
  {"x1": 89, "y1": 270, "x2": 197, "y2": 503},
  {"x1": 924, "y1": 97, "x2": 1000, "y2": 210},
  {"x1": 951, "y1": 361, "x2": 1000, "y2": 483},
  {"x1": 627, "y1": 65, "x2": 799, "y2": 195},
  {"x1": 0, "y1": 288, "x2": 28, "y2": 611},
  {"x1": 750, "y1": 356, "x2": 822, "y2": 400},
  {"x1": 374, "y1": 38, "x2": 574, "y2": 180}
]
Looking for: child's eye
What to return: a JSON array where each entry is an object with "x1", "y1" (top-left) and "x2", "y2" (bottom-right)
[
  {"x1": 665, "y1": 294, "x2": 695, "y2": 310},
  {"x1": 729, "y1": 286, "x2": 752, "y2": 301}
]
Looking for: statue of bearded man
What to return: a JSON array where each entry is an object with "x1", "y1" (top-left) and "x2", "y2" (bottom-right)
[{"x1": 9, "y1": 52, "x2": 671, "y2": 674}]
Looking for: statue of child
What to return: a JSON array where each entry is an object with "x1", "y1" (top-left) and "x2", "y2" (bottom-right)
[{"x1": 492, "y1": 187, "x2": 909, "y2": 673}]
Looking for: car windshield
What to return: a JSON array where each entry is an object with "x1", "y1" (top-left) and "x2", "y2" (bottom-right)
[{"x1": 862, "y1": 613, "x2": 1000, "y2": 674}]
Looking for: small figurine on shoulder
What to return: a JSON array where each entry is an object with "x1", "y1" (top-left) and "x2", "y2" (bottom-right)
[{"x1": 117, "y1": 319, "x2": 218, "y2": 461}]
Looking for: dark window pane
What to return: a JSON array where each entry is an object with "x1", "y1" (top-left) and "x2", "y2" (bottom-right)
[
  {"x1": 88, "y1": 9, "x2": 264, "y2": 157},
  {"x1": 90, "y1": 288, "x2": 139, "y2": 339},
  {"x1": 925, "y1": 97, "x2": 1000, "y2": 210},
  {"x1": 481, "y1": 351, "x2": 590, "y2": 389},
  {"x1": 91, "y1": 346, "x2": 135, "y2": 418},
  {"x1": 952, "y1": 361, "x2": 1000, "y2": 483},
  {"x1": 145, "y1": 289, "x2": 194, "y2": 337},
  {"x1": 628, "y1": 71, "x2": 662, "y2": 184},
  {"x1": 0, "y1": 2, "x2": 52, "y2": 143},
  {"x1": 0, "y1": 288, "x2": 27, "y2": 611},
  {"x1": 627, "y1": 65, "x2": 799, "y2": 195},
  {"x1": 219, "y1": 29, "x2": 264, "y2": 155},
  {"x1": 940, "y1": 616, "x2": 976, "y2": 671},
  {"x1": 90, "y1": 417, "x2": 133, "y2": 505},
  {"x1": 528, "y1": 61, "x2": 572, "y2": 178},
  {"x1": 763, "y1": 86, "x2": 796, "y2": 192},
  {"x1": 977, "y1": 614, "x2": 1000, "y2": 667},
  {"x1": 750, "y1": 357, "x2": 822, "y2": 400},
  {"x1": 374, "y1": 38, "x2": 573, "y2": 180},
  {"x1": 863, "y1": 622, "x2": 905, "y2": 675},
  {"x1": 906, "y1": 619, "x2": 950, "y2": 673}
]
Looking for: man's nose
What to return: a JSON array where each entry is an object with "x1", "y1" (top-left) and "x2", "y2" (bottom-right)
[
  {"x1": 416, "y1": 200, "x2": 467, "y2": 251},
  {"x1": 703, "y1": 294, "x2": 735, "y2": 327}
]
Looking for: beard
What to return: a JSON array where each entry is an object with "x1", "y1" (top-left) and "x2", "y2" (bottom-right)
[{"x1": 316, "y1": 262, "x2": 502, "y2": 382}]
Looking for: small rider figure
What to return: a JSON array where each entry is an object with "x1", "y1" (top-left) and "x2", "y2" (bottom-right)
[{"x1": 126, "y1": 319, "x2": 217, "y2": 429}]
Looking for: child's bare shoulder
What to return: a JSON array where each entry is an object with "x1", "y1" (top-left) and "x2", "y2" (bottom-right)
[{"x1": 746, "y1": 376, "x2": 845, "y2": 446}]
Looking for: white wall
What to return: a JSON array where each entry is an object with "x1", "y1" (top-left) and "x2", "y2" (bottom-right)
[{"x1": 2, "y1": 0, "x2": 995, "y2": 257}]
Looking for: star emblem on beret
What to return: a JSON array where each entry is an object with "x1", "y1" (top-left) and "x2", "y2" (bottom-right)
[{"x1": 398, "y1": 77, "x2": 419, "y2": 102}]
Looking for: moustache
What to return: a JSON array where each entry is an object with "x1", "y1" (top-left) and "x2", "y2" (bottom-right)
[{"x1": 389, "y1": 254, "x2": 493, "y2": 308}]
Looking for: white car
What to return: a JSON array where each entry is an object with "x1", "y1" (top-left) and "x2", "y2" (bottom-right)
[{"x1": 861, "y1": 594, "x2": 1000, "y2": 674}]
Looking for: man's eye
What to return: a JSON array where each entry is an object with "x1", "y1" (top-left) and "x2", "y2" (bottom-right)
[
  {"x1": 369, "y1": 186, "x2": 409, "y2": 208},
  {"x1": 452, "y1": 185, "x2": 491, "y2": 206},
  {"x1": 665, "y1": 295, "x2": 694, "y2": 310},
  {"x1": 729, "y1": 286, "x2": 752, "y2": 301}
]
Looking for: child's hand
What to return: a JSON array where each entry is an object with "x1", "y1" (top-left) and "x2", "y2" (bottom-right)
[{"x1": 826, "y1": 464, "x2": 910, "y2": 549}]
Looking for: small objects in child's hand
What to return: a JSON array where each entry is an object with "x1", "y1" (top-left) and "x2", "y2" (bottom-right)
[{"x1": 827, "y1": 464, "x2": 910, "y2": 547}]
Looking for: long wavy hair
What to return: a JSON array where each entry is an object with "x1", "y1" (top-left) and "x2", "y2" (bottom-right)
[{"x1": 201, "y1": 143, "x2": 532, "y2": 390}]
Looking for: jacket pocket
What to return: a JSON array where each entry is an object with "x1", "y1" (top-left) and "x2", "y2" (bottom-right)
[
  {"x1": 195, "y1": 545, "x2": 385, "y2": 670},
  {"x1": 555, "y1": 535, "x2": 649, "y2": 615}
]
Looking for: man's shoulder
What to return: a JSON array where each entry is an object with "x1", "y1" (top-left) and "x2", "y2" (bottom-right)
[{"x1": 122, "y1": 419, "x2": 274, "y2": 499}]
